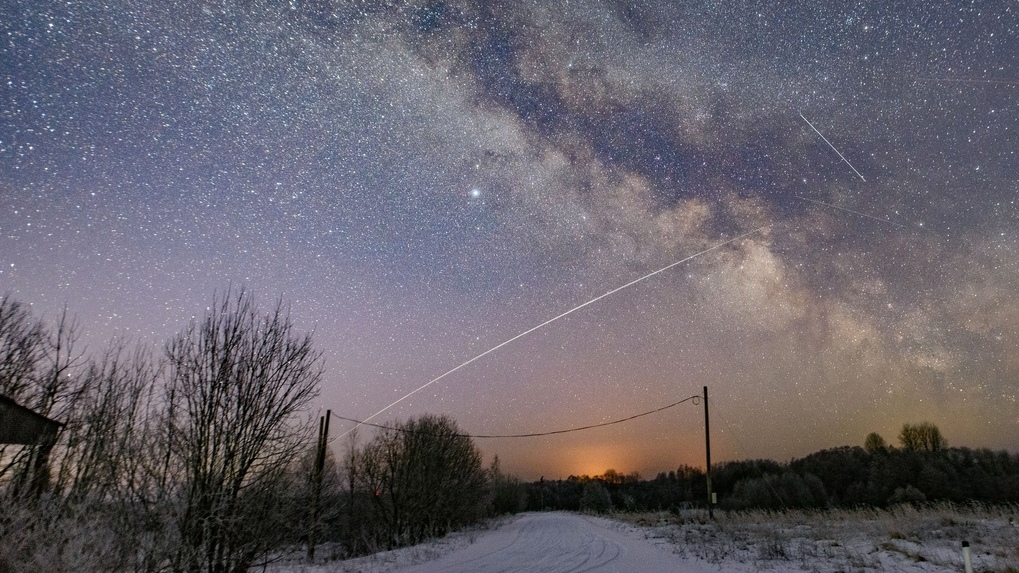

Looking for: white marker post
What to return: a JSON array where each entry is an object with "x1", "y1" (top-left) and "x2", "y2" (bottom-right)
[{"x1": 962, "y1": 540, "x2": 973, "y2": 573}]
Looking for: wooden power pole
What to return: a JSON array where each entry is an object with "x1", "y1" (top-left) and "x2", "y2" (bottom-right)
[
  {"x1": 703, "y1": 386, "x2": 714, "y2": 519},
  {"x1": 308, "y1": 410, "x2": 331, "y2": 560}
]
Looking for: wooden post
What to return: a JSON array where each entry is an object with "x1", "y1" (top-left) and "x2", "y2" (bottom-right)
[
  {"x1": 307, "y1": 411, "x2": 330, "y2": 560},
  {"x1": 307, "y1": 415, "x2": 323, "y2": 560},
  {"x1": 703, "y1": 386, "x2": 714, "y2": 519}
]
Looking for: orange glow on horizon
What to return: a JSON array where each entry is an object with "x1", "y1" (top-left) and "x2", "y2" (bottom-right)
[
  {"x1": 557, "y1": 443, "x2": 641, "y2": 478},
  {"x1": 491, "y1": 429, "x2": 715, "y2": 481}
]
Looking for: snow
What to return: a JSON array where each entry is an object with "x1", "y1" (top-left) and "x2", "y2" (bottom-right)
[
  {"x1": 266, "y1": 513, "x2": 710, "y2": 573},
  {"x1": 264, "y1": 506, "x2": 1019, "y2": 573},
  {"x1": 613, "y1": 505, "x2": 1019, "y2": 572},
  {"x1": 391, "y1": 513, "x2": 713, "y2": 573}
]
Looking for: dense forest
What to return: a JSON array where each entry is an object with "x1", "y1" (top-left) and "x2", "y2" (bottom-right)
[{"x1": 497, "y1": 428, "x2": 1019, "y2": 515}]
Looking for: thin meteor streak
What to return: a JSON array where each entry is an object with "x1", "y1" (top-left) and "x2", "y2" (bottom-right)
[
  {"x1": 338, "y1": 226, "x2": 768, "y2": 438},
  {"x1": 799, "y1": 113, "x2": 867, "y2": 182},
  {"x1": 916, "y1": 77, "x2": 1019, "y2": 86},
  {"x1": 795, "y1": 196, "x2": 906, "y2": 229}
]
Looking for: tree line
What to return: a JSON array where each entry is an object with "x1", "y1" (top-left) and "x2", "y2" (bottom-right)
[
  {"x1": 504, "y1": 422, "x2": 1019, "y2": 514},
  {"x1": 0, "y1": 292, "x2": 493, "y2": 572}
]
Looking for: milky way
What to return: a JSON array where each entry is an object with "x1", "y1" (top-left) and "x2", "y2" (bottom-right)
[{"x1": 3, "y1": 0, "x2": 1018, "y2": 479}]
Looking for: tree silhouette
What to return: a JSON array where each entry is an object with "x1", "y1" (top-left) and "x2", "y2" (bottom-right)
[
  {"x1": 898, "y1": 422, "x2": 946, "y2": 452},
  {"x1": 864, "y1": 432, "x2": 887, "y2": 454},
  {"x1": 353, "y1": 415, "x2": 487, "y2": 550},
  {"x1": 161, "y1": 289, "x2": 322, "y2": 573}
]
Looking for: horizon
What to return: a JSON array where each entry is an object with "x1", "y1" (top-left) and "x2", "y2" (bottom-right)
[{"x1": 340, "y1": 407, "x2": 1002, "y2": 483}]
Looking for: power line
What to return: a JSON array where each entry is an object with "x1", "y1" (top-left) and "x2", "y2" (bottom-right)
[
  {"x1": 337, "y1": 226, "x2": 767, "y2": 440},
  {"x1": 330, "y1": 394, "x2": 701, "y2": 439}
]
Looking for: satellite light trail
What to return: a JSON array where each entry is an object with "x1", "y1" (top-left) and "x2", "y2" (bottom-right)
[
  {"x1": 794, "y1": 196, "x2": 906, "y2": 229},
  {"x1": 338, "y1": 226, "x2": 769, "y2": 439},
  {"x1": 916, "y1": 77, "x2": 1019, "y2": 86},
  {"x1": 799, "y1": 112, "x2": 867, "y2": 182}
]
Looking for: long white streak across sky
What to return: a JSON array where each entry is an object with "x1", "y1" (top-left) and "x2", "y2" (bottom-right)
[
  {"x1": 337, "y1": 226, "x2": 769, "y2": 438},
  {"x1": 916, "y1": 77, "x2": 1019, "y2": 86},
  {"x1": 799, "y1": 113, "x2": 867, "y2": 182}
]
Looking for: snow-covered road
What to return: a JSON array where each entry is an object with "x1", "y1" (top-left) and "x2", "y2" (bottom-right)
[
  {"x1": 390, "y1": 512, "x2": 710, "y2": 573},
  {"x1": 272, "y1": 507, "x2": 1016, "y2": 573}
]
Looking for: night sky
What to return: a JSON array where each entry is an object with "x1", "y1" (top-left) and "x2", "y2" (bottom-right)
[{"x1": 3, "y1": 1, "x2": 1018, "y2": 480}]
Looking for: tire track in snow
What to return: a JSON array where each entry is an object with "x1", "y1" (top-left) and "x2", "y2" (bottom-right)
[{"x1": 391, "y1": 512, "x2": 709, "y2": 573}]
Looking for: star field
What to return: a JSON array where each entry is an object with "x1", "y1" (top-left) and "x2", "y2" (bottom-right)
[{"x1": 2, "y1": 0, "x2": 1018, "y2": 479}]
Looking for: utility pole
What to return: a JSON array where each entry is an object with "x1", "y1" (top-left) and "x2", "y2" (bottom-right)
[
  {"x1": 308, "y1": 410, "x2": 331, "y2": 560},
  {"x1": 703, "y1": 386, "x2": 714, "y2": 519}
]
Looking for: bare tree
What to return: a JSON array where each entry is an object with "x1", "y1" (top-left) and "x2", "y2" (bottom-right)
[
  {"x1": 1, "y1": 291, "x2": 329, "y2": 572},
  {"x1": 0, "y1": 295, "x2": 46, "y2": 402},
  {"x1": 34, "y1": 307, "x2": 87, "y2": 418},
  {"x1": 353, "y1": 415, "x2": 487, "y2": 550},
  {"x1": 50, "y1": 341, "x2": 157, "y2": 500},
  {"x1": 488, "y1": 456, "x2": 526, "y2": 515},
  {"x1": 161, "y1": 289, "x2": 323, "y2": 573},
  {"x1": 916, "y1": 422, "x2": 946, "y2": 452},
  {"x1": 898, "y1": 422, "x2": 946, "y2": 452},
  {"x1": 340, "y1": 428, "x2": 376, "y2": 556},
  {"x1": 1, "y1": 296, "x2": 50, "y2": 488},
  {"x1": 1, "y1": 300, "x2": 156, "y2": 572},
  {"x1": 0, "y1": 297, "x2": 86, "y2": 497}
]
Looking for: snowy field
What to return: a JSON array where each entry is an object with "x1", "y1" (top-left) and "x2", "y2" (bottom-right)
[
  {"x1": 618, "y1": 504, "x2": 1019, "y2": 573},
  {"x1": 264, "y1": 504, "x2": 1019, "y2": 573}
]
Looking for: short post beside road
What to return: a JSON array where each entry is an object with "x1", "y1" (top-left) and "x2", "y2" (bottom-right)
[{"x1": 962, "y1": 540, "x2": 973, "y2": 573}]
